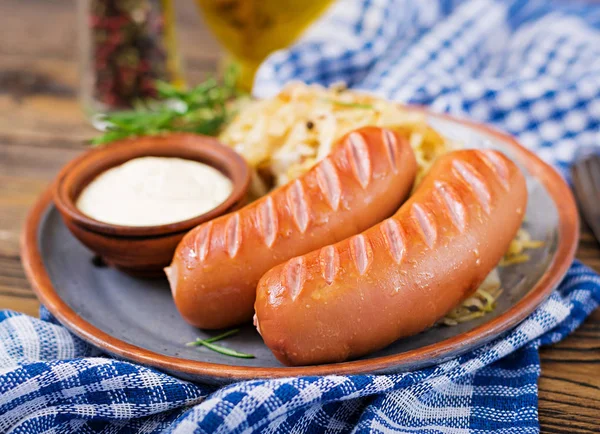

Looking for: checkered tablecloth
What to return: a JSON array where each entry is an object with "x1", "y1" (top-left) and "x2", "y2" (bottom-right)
[{"x1": 2, "y1": 0, "x2": 600, "y2": 432}]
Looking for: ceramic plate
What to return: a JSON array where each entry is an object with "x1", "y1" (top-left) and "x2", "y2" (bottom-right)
[{"x1": 21, "y1": 112, "x2": 579, "y2": 384}]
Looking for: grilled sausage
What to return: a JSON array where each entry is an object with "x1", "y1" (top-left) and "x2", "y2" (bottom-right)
[
  {"x1": 255, "y1": 149, "x2": 527, "y2": 366},
  {"x1": 166, "y1": 127, "x2": 418, "y2": 329}
]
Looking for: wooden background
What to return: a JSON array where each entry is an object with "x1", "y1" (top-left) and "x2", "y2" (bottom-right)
[{"x1": 0, "y1": 1, "x2": 598, "y2": 432}]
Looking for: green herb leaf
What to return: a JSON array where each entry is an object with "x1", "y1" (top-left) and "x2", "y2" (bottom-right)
[
  {"x1": 195, "y1": 340, "x2": 255, "y2": 359},
  {"x1": 155, "y1": 80, "x2": 183, "y2": 99},
  {"x1": 185, "y1": 329, "x2": 255, "y2": 359},
  {"x1": 92, "y1": 66, "x2": 242, "y2": 145},
  {"x1": 186, "y1": 329, "x2": 240, "y2": 346}
]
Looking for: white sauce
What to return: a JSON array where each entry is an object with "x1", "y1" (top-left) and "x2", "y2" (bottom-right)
[{"x1": 76, "y1": 157, "x2": 233, "y2": 226}]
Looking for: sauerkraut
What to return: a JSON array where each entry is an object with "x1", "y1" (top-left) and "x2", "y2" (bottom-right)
[{"x1": 220, "y1": 82, "x2": 455, "y2": 197}]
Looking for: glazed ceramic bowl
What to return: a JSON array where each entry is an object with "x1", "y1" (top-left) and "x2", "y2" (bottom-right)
[{"x1": 52, "y1": 133, "x2": 250, "y2": 276}]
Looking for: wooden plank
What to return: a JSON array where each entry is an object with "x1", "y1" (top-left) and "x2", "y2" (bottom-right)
[
  {"x1": 0, "y1": 53, "x2": 91, "y2": 143},
  {"x1": 538, "y1": 353, "x2": 600, "y2": 433},
  {"x1": 0, "y1": 144, "x2": 82, "y2": 257},
  {"x1": 0, "y1": 295, "x2": 40, "y2": 316},
  {"x1": 0, "y1": 0, "x2": 221, "y2": 64}
]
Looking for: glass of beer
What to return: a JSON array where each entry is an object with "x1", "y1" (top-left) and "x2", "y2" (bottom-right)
[{"x1": 195, "y1": 0, "x2": 334, "y2": 91}]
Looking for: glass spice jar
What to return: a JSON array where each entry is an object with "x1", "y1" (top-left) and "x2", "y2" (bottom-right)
[{"x1": 78, "y1": 0, "x2": 183, "y2": 118}]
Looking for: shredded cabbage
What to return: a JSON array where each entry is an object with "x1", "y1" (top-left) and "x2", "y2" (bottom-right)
[{"x1": 220, "y1": 82, "x2": 455, "y2": 196}]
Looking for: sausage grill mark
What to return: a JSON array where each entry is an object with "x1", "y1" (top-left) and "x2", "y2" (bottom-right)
[
  {"x1": 259, "y1": 196, "x2": 278, "y2": 248},
  {"x1": 382, "y1": 129, "x2": 399, "y2": 173},
  {"x1": 267, "y1": 285, "x2": 283, "y2": 305},
  {"x1": 350, "y1": 234, "x2": 373, "y2": 275},
  {"x1": 347, "y1": 132, "x2": 372, "y2": 189},
  {"x1": 319, "y1": 245, "x2": 340, "y2": 285},
  {"x1": 316, "y1": 158, "x2": 342, "y2": 211},
  {"x1": 452, "y1": 160, "x2": 492, "y2": 215},
  {"x1": 225, "y1": 213, "x2": 242, "y2": 258},
  {"x1": 411, "y1": 203, "x2": 437, "y2": 248},
  {"x1": 285, "y1": 257, "x2": 305, "y2": 301},
  {"x1": 380, "y1": 218, "x2": 405, "y2": 264},
  {"x1": 476, "y1": 150, "x2": 510, "y2": 191},
  {"x1": 434, "y1": 181, "x2": 466, "y2": 232},
  {"x1": 194, "y1": 221, "x2": 213, "y2": 262},
  {"x1": 287, "y1": 179, "x2": 310, "y2": 233}
]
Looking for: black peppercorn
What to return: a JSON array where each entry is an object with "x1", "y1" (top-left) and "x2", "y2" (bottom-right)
[
  {"x1": 306, "y1": 120, "x2": 314, "y2": 130},
  {"x1": 86, "y1": 0, "x2": 173, "y2": 110}
]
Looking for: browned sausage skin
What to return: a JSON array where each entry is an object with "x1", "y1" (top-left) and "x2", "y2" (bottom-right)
[
  {"x1": 255, "y1": 149, "x2": 527, "y2": 366},
  {"x1": 166, "y1": 127, "x2": 418, "y2": 329}
]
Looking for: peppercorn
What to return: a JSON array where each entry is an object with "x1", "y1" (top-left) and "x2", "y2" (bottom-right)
[{"x1": 87, "y1": 0, "x2": 171, "y2": 109}]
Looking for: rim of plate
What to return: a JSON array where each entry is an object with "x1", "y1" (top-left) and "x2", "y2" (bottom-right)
[{"x1": 20, "y1": 111, "x2": 579, "y2": 381}]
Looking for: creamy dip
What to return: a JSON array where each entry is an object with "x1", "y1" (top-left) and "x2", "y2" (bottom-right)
[{"x1": 76, "y1": 157, "x2": 233, "y2": 226}]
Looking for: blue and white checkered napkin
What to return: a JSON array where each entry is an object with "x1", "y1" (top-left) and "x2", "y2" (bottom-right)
[{"x1": 2, "y1": 0, "x2": 600, "y2": 432}]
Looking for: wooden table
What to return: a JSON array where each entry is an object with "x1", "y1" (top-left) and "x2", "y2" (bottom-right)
[{"x1": 0, "y1": 1, "x2": 598, "y2": 432}]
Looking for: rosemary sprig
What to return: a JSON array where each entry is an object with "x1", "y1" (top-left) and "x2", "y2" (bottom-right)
[
  {"x1": 194, "y1": 340, "x2": 256, "y2": 359},
  {"x1": 92, "y1": 66, "x2": 242, "y2": 145},
  {"x1": 186, "y1": 329, "x2": 240, "y2": 346},
  {"x1": 186, "y1": 329, "x2": 255, "y2": 359}
]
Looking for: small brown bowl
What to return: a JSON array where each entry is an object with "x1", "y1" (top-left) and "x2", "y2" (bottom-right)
[{"x1": 52, "y1": 133, "x2": 250, "y2": 276}]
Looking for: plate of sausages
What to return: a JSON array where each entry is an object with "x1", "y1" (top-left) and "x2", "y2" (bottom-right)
[{"x1": 22, "y1": 110, "x2": 578, "y2": 384}]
